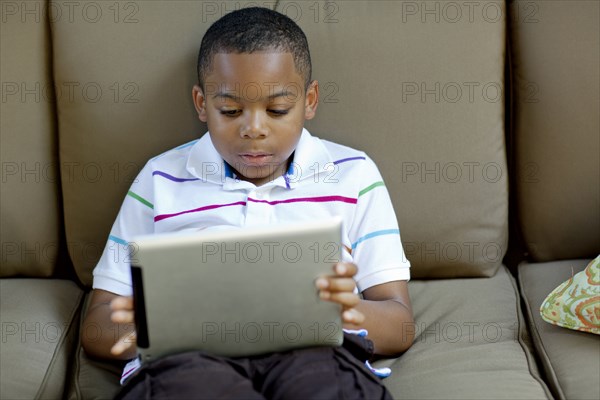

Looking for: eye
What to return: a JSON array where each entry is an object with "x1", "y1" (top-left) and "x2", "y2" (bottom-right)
[
  {"x1": 220, "y1": 109, "x2": 241, "y2": 117},
  {"x1": 268, "y1": 109, "x2": 289, "y2": 116}
]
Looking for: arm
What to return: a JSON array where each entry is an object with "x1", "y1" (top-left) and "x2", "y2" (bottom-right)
[
  {"x1": 82, "y1": 161, "x2": 155, "y2": 360},
  {"x1": 355, "y1": 281, "x2": 414, "y2": 356},
  {"x1": 81, "y1": 289, "x2": 137, "y2": 360},
  {"x1": 317, "y1": 263, "x2": 414, "y2": 357}
]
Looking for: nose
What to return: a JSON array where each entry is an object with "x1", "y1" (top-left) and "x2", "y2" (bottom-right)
[{"x1": 240, "y1": 111, "x2": 268, "y2": 139}]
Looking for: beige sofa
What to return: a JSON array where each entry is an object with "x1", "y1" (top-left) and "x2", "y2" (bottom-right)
[{"x1": 1, "y1": 1, "x2": 598, "y2": 399}]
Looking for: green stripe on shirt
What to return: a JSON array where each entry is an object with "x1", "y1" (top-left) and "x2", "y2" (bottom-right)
[
  {"x1": 359, "y1": 181, "x2": 385, "y2": 197},
  {"x1": 127, "y1": 190, "x2": 154, "y2": 209}
]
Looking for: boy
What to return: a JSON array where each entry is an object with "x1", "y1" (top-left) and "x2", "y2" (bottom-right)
[{"x1": 83, "y1": 7, "x2": 414, "y2": 399}]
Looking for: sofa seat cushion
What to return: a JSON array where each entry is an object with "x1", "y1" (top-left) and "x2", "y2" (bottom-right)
[
  {"x1": 375, "y1": 266, "x2": 551, "y2": 399},
  {"x1": 67, "y1": 347, "x2": 124, "y2": 400},
  {"x1": 70, "y1": 267, "x2": 551, "y2": 399},
  {"x1": 519, "y1": 260, "x2": 600, "y2": 400},
  {"x1": 0, "y1": 279, "x2": 83, "y2": 399},
  {"x1": 67, "y1": 293, "x2": 125, "y2": 400}
]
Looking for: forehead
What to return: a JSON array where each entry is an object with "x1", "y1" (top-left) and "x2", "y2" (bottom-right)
[{"x1": 206, "y1": 52, "x2": 303, "y2": 90}]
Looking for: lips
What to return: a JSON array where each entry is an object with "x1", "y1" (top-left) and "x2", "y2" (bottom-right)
[{"x1": 239, "y1": 153, "x2": 273, "y2": 166}]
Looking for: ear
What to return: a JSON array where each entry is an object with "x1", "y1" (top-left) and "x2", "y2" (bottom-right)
[
  {"x1": 304, "y1": 80, "x2": 319, "y2": 120},
  {"x1": 192, "y1": 85, "x2": 208, "y2": 122}
]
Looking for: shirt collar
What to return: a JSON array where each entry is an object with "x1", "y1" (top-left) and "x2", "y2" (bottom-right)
[
  {"x1": 286, "y1": 128, "x2": 333, "y2": 187},
  {"x1": 185, "y1": 132, "x2": 229, "y2": 184},
  {"x1": 186, "y1": 128, "x2": 333, "y2": 190}
]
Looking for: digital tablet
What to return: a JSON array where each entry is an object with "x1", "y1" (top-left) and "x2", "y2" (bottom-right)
[{"x1": 130, "y1": 217, "x2": 344, "y2": 362}]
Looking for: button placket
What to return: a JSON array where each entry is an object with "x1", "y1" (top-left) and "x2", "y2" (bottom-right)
[{"x1": 245, "y1": 188, "x2": 272, "y2": 226}]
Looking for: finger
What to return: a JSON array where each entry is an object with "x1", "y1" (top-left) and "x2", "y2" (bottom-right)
[
  {"x1": 334, "y1": 262, "x2": 357, "y2": 277},
  {"x1": 320, "y1": 291, "x2": 360, "y2": 308},
  {"x1": 110, "y1": 296, "x2": 134, "y2": 311},
  {"x1": 315, "y1": 276, "x2": 356, "y2": 291},
  {"x1": 111, "y1": 310, "x2": 135, "y2": 324},
  {"x1": 110, "y1": 340, "x2": 129, "y2": 356},
  {"x1": 110, "y1": 331, "x2": 137, "y2": 356},
  {"x1": 342, "y1": 308, "x2": 365, "y2": 325},
  {"x1": 324, "y1": 277, "x2": 356, "y2": 293}
]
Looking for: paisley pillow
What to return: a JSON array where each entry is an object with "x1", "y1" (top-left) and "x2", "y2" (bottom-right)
[{"x1": 540, "y1": 255, "x2": 600, "y2": 335}]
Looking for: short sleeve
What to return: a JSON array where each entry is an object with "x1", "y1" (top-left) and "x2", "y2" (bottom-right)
[
  {"x1": 92, "y1": 162, "x2": 156, "y2": 296},
  {"x1": 348, "y1": 155, "x2": 410, "y2": 292}
]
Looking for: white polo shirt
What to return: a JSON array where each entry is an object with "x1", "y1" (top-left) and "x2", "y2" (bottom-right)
[{"x1": 93, "y1": 129, "x2": 410, "y2": 296}]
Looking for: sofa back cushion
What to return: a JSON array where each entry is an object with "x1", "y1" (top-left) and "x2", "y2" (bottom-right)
[
  {"x1": 284, "y1": 1, "x2": 508, "y2": 278},
  {"x1": 511, "y1": 0, "x2": 600, "y2": 261},
  {"x1": 51, "y1": 1, "x2": 262, "y2": 285},
  {"x1": 1, "y1": 0, "x2": 61, "y2": 277},
  {"x1": 52, "y1": 1, "x2": 508, "y2": 285}
]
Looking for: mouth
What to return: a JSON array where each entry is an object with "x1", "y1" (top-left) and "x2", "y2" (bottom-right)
[{"x1": 239, "y1": 153, "x2": 274, "y2": 166}]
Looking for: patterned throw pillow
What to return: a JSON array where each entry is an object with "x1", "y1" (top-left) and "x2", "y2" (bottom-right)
[{"x1": 540, "y1": 255, "x2": 600, "y2": 335}]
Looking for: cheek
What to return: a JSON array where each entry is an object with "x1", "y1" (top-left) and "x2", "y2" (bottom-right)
[{"x1": 207, "y1": 115, "x2": 235, "y2": 133}]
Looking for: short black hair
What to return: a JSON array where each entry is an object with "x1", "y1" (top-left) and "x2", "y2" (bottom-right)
[{"x1": 197, "y1": 7, "x2": 312, "y2": 91}]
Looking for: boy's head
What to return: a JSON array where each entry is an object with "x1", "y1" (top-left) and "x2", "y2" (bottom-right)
[
  {"x1": 193, "y1": 7, "x2": 319, "y2": 187},
  {"x1": 197, "y1": 7, "x2": 312, "y2": 91}
]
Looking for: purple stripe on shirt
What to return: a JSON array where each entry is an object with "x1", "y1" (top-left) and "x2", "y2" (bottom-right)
[
  {"x1": 153, "y1": 170, "x2": 200, "y2": 182},
  {"x1": 333, "y1": 156, "x2": 366, "y2": 165},
  {"x1": 154, "y1": 201, "x2": 246, "y2": 222},
  {"x1": 121, "y1": 366, "x2": 138, "y2": 379},
  {"x1": 247, "y1": 195, "x2": 357, "y2": 205}
]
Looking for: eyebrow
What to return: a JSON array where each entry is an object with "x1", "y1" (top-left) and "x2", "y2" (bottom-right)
[{"x1": 212, "y1": 90, "x2": 294, "y2": 102}]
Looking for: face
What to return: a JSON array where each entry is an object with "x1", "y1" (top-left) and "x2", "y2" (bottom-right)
[{"x1": 193, "y1": 52, "x2": 319, "y2": 186}]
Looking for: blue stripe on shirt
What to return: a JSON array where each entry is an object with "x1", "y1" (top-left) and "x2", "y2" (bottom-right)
[
  {"x1": 351, "y1": 229, "x2": 400, "y2": 250},
  {"x1": 108, "y1": 235, "x2": 128, "y2": 246}
]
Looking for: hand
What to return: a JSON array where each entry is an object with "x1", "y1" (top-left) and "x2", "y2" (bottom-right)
[
  {"x1": 109, "y1": 296, "x2": 137, "y2": 356},
  {"x1": 316, "y1": 262, "x2": 365, "y2": 326}
]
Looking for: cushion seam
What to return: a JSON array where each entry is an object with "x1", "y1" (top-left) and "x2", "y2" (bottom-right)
[
  {"x1": 70, "y1": 291, "x2": 92, "y2": 400},
  {"x1": 507, "y1": 265, "x2": 554, "y2": 399},
  {"x1": 518, "y1": 264, "x2": 565, "y2": 400},
  {"x1": 34, "y1": 288, "x2": 84, "y2": 399}
]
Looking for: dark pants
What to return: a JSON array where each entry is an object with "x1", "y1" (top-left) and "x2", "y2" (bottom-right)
[{"x1": 116, "y1": 345, "x2": 392, "y2": 399}]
